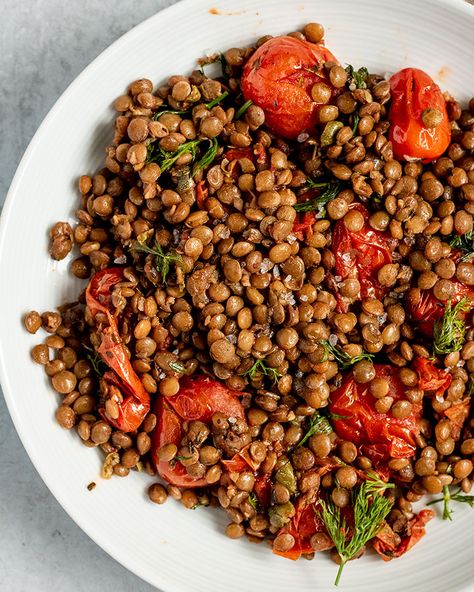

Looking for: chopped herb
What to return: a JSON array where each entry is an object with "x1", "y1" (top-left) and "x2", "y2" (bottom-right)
[
  {"x1": 248, "y1": 492, "x2": 259, "y2": 511},
  {"x1": 297, "y1": 412, "x2": 333, "y2": 448},
  {"x1": 345, "y1": 65, "x2": 369, "y2": 89},
  {"x1": 193, "y1": 137, "x2": 219, "y2": 174},
  {"x1": 319, "y1": 473, "x2": 394, "y2": 585},
  {"x1": 205, "y1": 90, "x2": 229, "y2": 109},
  {"x1": 242, "y1": 358, "x2": 281, "y2": 384},
  {"x1": 152, "y1": 107, "x2": 189, "y2": 121},
  {"x1": 147, "y1": 139, "x2": 201, "y2": 172},
  {"x1": 321, "y1": 340, "x2": 374, "y2": 371},
  {"x1": 131, "y1": 240, "x2": 182, "y2": 285},
  {"x1": 169, "y1": 360, "x2": 185, "y2": 373},
  {"x1": 83, "y1": 346, "x2": 106, "y2": 377},
  {"x1": 352, "y1": 112, "x2": 360, "y2": 136},
  {"x1": 449, "y1": 229, "x2": 474, "y2": 262},
  {"x1": 235, "y1": 99, "x2": 254, "y2": 119},
  {"x1": 427, "y1": 485, "x2": 474, "y2": 520},
  {"x1": 433, "y1": 298, "x2": 470, "y2": 355},
  {"x1": 293, "y1": 182, "x2": 342, "y2": 213}
]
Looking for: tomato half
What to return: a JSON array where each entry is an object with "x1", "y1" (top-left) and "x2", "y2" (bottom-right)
[
  {"x1": 412, "y1": 357, "x2": 452, "y2": 398},
  {"x1": 329, "y1": 365, "x2": 422, "y2": 464},
  {"x1": 152, "y1": 376, "x2": 245, "y2": 488},
  {"x1": 331, "y1": 204, "x2": 397, "y2": 312},
  {"x1": 86, "y1": 268, "x2": 150, "y2": 432},
  {"x1": 241, "y1": 36, "x2": 338, "y2": 138},
  {"x1": 389, "y1": 68, "x2": 450, "y2": 162},
  {"x1": 373, "y1": 509, "x2": 434, "y2": 560}
]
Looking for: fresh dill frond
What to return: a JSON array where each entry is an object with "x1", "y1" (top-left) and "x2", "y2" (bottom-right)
[
  {"x1": 242, "y1": 359, "x2": 281, "y2": 384},
  {"x1": 293, "y1": 182, "x2": 342, "y2": 213},
  {"x1": 248, "y1": 492, "x2": 259, "y2": 511},
  {"x1": 83, "y1": 345, "x2": 106, "y2": 377},
  {"x1": 235, "y1": 99, "x2": 254, "y2": 119},
  {"x1": 192, "y1": 138, "x2": 219, "y2": 174},
  {"x1": 433, "y1": 298, "x2": 470, "y2": 355},
  {"x1": 320, "y1": 340, "x2": 374, "y2": 371},
  {"x1": 205, "y1": 90, "x2": 229, "y2": 109},
  {"x1": 319, "y1": 473, "x2": 394, "y2": 586},
  {"x1": 427, "y1": 485, "x2": 474, "y2": 520},
  {"x1": 345, "y1": 65, "x2": 369, "y2": 89},
  {"x1": 131, "y1": 241, "x2": 182, "y2": 285},
  {"x1": 449, "y1": 229, "x2": 474, "y2": 262},
  {"x1": 297, "y1": 412, "x2": 333, "y2": 449},
  {"x1": 352, "y1": 112, "x2": 360, "y2": 136},
  {"x1": 152, "y1": 107, "x2": 189, "y2": 121},
  {"x1": 147, "y1": 139, "x2": 201, "y2": 172}
]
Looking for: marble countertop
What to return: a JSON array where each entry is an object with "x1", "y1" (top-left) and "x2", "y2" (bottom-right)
[{"x1": 0, "y1": 2, "x2": 178, "y2": 590}]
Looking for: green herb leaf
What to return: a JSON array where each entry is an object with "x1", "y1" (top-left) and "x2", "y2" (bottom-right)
[
  {"x1": 352, "y1": 112, "x2": 360, "y2": 136},
  {"x1": 235, "y1": 99, "x2": 254, "y2": 119},
  {"x1": 131, "y1": 241, "x2": 182, "y2": 285},
  {"x1": 427, "y1": 486, "x2": 474, "y2": 520},
  {"x1": 297, "y1": 412, "x2": 333, "y2": 449},
  {"x1": 320, "y1": 340, "x2": 374, "y2": 371},
  {"x1": 169, "y1": 360, "x2": 185, "y2": 373},
  {"x1": 205, "y1": 90, "x2": 229, "y2": 109},
  {"x1": 147, "y1": 139, "x2": 201, "y2": 172},
  {"x1": 83, "y1": 345, "x2": 106, "y2": 377},
  {"x1": 248, "y1": 492, "x2": 259, "y2": 511},
  {"x1": 433, "y1": 298, "x2": 471, "y2": 355},
  {"x1": 449, "y1": 229, "x2": 474, "y2": 262},
  {"x1": 345, "y1": 65, "x2": 369, "y2": 89},
  {"x1": 152, "y1": 107, "x2": 189, "y2": 121},
  {"x1": 241, "y1": 359, "x2": 282, "y2": 384},
  {"x1": 192, "y1": 137, "x2": 219, "y2": 175},
  {"x1": 319, "y1": 473, "x2": 394, "y2": 586},
  {"x1": 294, "y1": 182, "x2": 342, "y2": 213}
]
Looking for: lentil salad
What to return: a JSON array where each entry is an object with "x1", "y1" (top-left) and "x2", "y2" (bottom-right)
[{"x1": 24, "y1": 22, "x2": 474, "y2": 585}]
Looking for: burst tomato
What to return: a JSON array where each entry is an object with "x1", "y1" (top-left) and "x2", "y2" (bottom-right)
[
  {"x1": 373, "y1": 509, "x2": 434, "y2": 560},
  {"x1": 241, "y1": 36, "x2": 338, "y2": 138},
  {"x1": 389, "y1": 68, "x2": 450, "y2": 162},
  {"x1": 329, "y1": 365, "x2": 422, "y2": 464},
  {"x1": 331, "y1": 204, "x2": 397, "y2": 312},
  {"x1": 152, "y1": 376, "x2": 245, "y2": 488}
]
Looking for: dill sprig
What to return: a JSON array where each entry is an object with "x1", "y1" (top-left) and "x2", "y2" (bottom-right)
[
  {"x1": 205, "y1": 91, "x2": 229, "y2": 109},
  {"x1": 83, "y1": 345, "x2": 106, "y2": 377},
  {"x1": 320, "y1": 340, "x2": 374, "y2": 371},
  {"x1": 193, "y1": 138, "x2": 219, "y2": 174},
  {"x1": 152, "y1": 107, "x2": 188, "y2": 121},
  {"x1": 293, "y1": 182, "x2": 342, "y2": 213},
  {"x1": 235, "y1": 99, "x2": 254, "y2": 119},
  {"x1": 319, "y1": 473, "x2": 394, "y2": 586},
  {"x1": 345, "y1": 65, "x2": 369, "y2": 89},
  {"x1": 147, "y1": 139, "x2": 201, "y2": 171},
  {"x1": 352, "y1": 112, "x2": 360, "y2": 136},
  {"x1": 242, "y1": 359, "x2": 281, "y2": 384},
  {"x1": 131, "y1": 241, "x2": 182, "y2": 285},
  {"x1": 433, "y1": 298, "x2": 470, "y2": 355},
  {"x1": 427, "y1": 485, "x2": 474, "y2": 520},
  {"x1": 449, "y1": 229, "x2": 474, "y2": 262},
  {"x1": 248, "y1": 492, "x2": 258, "y2": 511},
  {"x1": 296, "y1": 412, "x2": 333, "y2": 449}
]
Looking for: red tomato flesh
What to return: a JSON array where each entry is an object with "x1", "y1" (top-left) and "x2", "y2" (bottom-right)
[
  {"x1": 152, "y1": 376, "x2": 245, "y2": 488},
  {"x1": 389, "y1": 68, "x2": 450, "y2": 162},
  {"x1": 241, "y1": 36, "x2": 338, "y2": 138},
  {"x1": 329, "y1": 365, "x2": 422, "y2": 463}
]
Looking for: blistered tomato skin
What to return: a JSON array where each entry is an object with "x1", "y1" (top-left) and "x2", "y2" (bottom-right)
[
  {"x1": 389, "y1": 68, "x2": 450, "y2": 162},
  {"x1": 241, "y1": 36, "x2": 338, "y2": 139}
]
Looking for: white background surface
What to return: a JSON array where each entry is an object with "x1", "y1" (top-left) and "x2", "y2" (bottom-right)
[{"x1": 0, "y1": 2, "x2": 177, "y2": 590}]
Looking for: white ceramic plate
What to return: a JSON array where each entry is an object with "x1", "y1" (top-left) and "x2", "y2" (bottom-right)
[{"x1": 1, "y1": 0, "x2": 474, "y2": 590}]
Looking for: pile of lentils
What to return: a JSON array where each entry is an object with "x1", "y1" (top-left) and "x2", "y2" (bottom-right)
[{"x1": 24, "y1": 21, "x2": 474, "y2": 561}]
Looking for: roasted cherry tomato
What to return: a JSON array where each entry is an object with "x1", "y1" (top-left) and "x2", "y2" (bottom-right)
[
  {"x1": 389, "y1": 68, "x2": 450, "y2": 162},
  {"x1": 331, "y1": 204, "x2": 397, "y2": 312},
  {"x1": 413, "y1": 357, "x2": 452, "y2": 398},
  {"x1": 152, "y1": 376, "x2": 245, "y2": 488},
  {"x1": 86, "y1": 268, "x2": 150, "y2": 432},
  {"x1": 406, "y1": 259, "x2": 474, "y2": 335},
  {"x1": 241, "y1": 36, "x2": 338, "y2": 138},
  {"x1": 373, "y1": 509, "x2": 434, "y2": 560},
  {"x1": 329, "y1": 365, "x2": 422, "y2": 464},
  {"x1": 292, "y1": 211, "x2": 316, "y2": 241}
]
